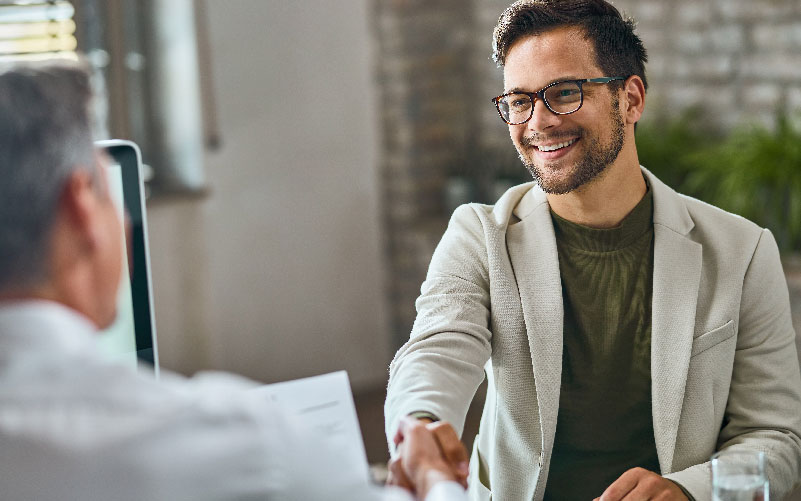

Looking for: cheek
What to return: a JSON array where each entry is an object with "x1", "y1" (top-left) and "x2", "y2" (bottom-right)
[
  {"x1": 509, "y1": 125, "x2": 525, "y2": 146},
  {"x1": 106, "y1": 209, "x2": 124, "y2": 268}
]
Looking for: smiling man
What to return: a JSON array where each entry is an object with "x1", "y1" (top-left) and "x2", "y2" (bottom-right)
[{"x1": 384, "y1": 1, "x2": 801, "y2": 500}]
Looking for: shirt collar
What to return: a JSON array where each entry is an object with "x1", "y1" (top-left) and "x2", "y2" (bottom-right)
[
  {"x1": 0, "y1": 300, "x2": 98, "y2": 357},
  {"x1": 550, "y1": 183, "x2": 654, "y2": 252}
]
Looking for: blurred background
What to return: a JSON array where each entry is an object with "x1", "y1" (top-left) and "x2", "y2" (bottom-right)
[{"x1": 1, "y1": 0, "x2": 800, "y2": 469}]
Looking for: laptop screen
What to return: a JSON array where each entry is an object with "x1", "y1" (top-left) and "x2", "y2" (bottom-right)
[{"x1": 95, "y1": 140, "x2": 159, "y2": 374}]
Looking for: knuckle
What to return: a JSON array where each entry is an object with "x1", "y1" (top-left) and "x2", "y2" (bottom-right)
[
  {"x1": 654, "y1": 492, "x2": 672, "y2": 501},
  {"x1": 442, "y1": 439, "x2": 461, "y2": 453},
  {"x1": 643, "y1": 476, "x2": 660, "y2": 489}
]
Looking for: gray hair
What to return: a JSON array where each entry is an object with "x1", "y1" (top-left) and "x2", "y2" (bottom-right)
[{"x1": 0, "y1": 59, "x2": 97, "y2": 291}]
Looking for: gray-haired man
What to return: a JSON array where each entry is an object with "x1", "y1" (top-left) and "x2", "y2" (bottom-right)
[{"x1": 0, "y1": 60, "x2": 469, "y2": 501}]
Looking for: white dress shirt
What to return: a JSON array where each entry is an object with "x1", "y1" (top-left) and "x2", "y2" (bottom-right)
[{"x1": 0, "y1": 301, "x2": 466, "y2": 501}]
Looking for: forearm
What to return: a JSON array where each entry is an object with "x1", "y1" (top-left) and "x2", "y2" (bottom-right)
[
  {"x1": 386, "y1": 204, "x2": 494, "y2": 452},
  {"x1": 385, "y1": 350, "x2": 486, "y2": 451},
  {"x1": 386, "y1": 283, "x2": 492, "y2": 447}
]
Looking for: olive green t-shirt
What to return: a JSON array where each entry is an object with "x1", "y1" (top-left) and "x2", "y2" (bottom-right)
[{"x1": 543, "y1": 187, "x2": 660, "y2": 500}]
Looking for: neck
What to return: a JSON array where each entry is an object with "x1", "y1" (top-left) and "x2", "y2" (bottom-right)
[
  {"x1": 0, "y1": 272, "x2": 103, "y2": 329},
  {"x1": 0, "y1": 284, "x2": 81, "y2": 319},
  {"x1": 547, "y1": 153, "x2": 646, "y2": 229},
  {"x1": 0, "y1": 284, "x2": 58, "y2": 303}
]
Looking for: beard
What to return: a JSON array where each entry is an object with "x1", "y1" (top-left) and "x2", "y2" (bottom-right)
[{"x1": 517, "y1": 95, "x2": 625, "y2": 195}]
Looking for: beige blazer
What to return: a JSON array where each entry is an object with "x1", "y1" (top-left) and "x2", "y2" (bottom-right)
[{"x1": 385, "y1": 168, "x2": 801, "y2": 500}]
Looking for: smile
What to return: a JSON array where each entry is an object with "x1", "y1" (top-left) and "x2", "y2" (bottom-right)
[{"x1": 535, "y1": 138, "x2": 578, "y2": 152}]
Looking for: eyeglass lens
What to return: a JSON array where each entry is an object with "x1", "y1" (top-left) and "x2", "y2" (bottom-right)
[{"x1": 497, "y1": 81, "x2": 583, "y2": 124}]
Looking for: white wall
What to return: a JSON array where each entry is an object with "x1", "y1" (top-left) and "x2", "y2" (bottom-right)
[{"x1": 145, "y1": 0, "x2": 390, "y2": 390}]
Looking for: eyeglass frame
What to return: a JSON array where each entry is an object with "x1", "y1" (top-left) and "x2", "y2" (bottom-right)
[{"x1": 491, "y1": 76, "x2": 627, "y2": 125}]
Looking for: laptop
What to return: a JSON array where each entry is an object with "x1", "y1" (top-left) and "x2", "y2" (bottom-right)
[{"x1": 94, "y1": 139, "x2": 159, "y2": 376}]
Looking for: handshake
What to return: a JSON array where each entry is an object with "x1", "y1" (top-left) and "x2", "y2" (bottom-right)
[{"x1": 386, "y1": 417, "x2": 470, "y2": 500}]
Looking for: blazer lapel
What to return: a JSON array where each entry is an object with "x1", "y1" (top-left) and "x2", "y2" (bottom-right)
[
  {"x1": 647, "y1": 169, "x2": 703, "y2": 473},
  {"x1": 507, "y1": 191, "x2": 564, "y2": 463}
]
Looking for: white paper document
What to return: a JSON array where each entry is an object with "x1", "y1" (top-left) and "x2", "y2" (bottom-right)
[{"x1": 257, "y1": 371, "x2": 371, "y2": 488}]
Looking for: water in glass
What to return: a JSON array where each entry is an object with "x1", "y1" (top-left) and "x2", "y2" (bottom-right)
[
  {"x1": 711, "y1": 450, "x2": 768, "y2": 501},
  {"x1": 713, "y1": 473, "x2": 768, "y2": 501}
]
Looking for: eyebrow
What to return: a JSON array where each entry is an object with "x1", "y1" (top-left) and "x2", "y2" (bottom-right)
[{"x1": 504, "y1": 76, "x2": 582, "y2": 95}]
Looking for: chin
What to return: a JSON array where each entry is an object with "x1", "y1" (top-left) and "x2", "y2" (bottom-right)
[{"x1": 525, "y1": 163, "x2": 581, "y2": 195}]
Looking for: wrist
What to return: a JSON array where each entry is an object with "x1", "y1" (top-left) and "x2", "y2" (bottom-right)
[{"x1": 665, "y1": 478, "x2": 693, "y2": 501}]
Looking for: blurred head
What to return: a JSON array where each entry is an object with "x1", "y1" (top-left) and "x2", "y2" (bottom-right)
[
  {"x1": 492, "y1": 0, "x2": 648, "y2": 92},
  {"x1": 0, "y1": 60, "x2": 123, "y2": 327}
]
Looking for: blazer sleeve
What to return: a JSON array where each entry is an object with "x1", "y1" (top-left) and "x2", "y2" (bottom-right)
[
  {"x1": 665, "y1": 228, "x2": 801, "y2": 499},
  {"x1": 385, "y1": 204, "x2": 493, "y2": 451}
]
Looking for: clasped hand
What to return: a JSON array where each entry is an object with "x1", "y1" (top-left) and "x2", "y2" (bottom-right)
[{"x1": 387, "y1": 417, "x2": 469, "y2": 500}]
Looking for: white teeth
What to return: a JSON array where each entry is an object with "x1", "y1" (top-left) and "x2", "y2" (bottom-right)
[{"x1": 537, "y1": 138, "x2": 576, "y2": 152}]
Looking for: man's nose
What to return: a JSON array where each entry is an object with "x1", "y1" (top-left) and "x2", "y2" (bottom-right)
[{"x1": 527, "y1": 98, "x2": 562, "y2": 132}]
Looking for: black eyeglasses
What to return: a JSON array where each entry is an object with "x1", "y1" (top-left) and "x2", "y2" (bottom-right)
[{"x1": 492, "y1": 77, "x2": 626, "y2": 125}]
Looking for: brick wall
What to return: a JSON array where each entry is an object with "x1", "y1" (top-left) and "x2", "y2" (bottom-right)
[
  {"x1": 618, "y1": 0, "x2": 801, "y2": 128},
  {"x1": 373, "y1": 0, "x2": 479, "y2": 347},
  {"x1": 374, "y1": 0, "x2": 801, "y2": 347}
]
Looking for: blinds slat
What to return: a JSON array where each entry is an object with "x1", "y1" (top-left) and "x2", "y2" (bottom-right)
[
  {"x1": 0, "y1": 2, "x2": 74, "y2": 24},
  {"x1": 0, "y1": 51, "x2": 77, "y2": 63},
  {"x1": 0, "y1": 34, "x2": 75, "y2": 54},
  {"x1": 0, "y1": 19, "x2": 74, "y2": 39}
]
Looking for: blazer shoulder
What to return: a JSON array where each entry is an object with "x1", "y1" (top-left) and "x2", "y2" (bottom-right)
[
  {"x1": 454, "y1": 181, "x2": 544, "y2": 229},
  {"x1": 646, "y1": 166, "x2": 763, "y2": 242},
  {"x1": 680, "y1": 192, "x2": 764, "y2": 240},
  {"x1": 646, "y1": 168, "x2": 766, "y2": 266}
]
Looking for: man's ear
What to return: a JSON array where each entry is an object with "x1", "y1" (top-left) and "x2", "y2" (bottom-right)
[
  {"x1": 59, "y1": 169, "x2": 101, "y2": 250},
  {"x1": 622, "y1": 75, "x2": 646, "y2": 125}
]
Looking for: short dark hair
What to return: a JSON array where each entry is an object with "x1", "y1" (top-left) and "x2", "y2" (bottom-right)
[
  {"x1": 0, "y1": 59, "x2": 96, "y2": 291},
  {"x1": 492, "y1": 0, "x2": 648, "y2": 91}
]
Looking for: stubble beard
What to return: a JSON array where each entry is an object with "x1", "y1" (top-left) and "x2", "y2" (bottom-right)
[{"x1": 518, "y1": 96, "x2": 625, "y2": 195}]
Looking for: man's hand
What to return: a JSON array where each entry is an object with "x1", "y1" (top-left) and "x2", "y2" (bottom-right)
[
  {"x1": 594, "y1": 468, "x2": 689, "y2": 501},
  {"x1": 387, "y1": 417, "x2": 469, "y2": 499}
]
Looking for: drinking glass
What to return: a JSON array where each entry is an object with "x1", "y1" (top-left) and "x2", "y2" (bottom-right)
[{"x1": 711, "y1": 450, "x2": 769, "y2": 501}]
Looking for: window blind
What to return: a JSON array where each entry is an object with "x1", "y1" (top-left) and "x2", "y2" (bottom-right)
[{"x1": 0, "y1": 1, "x2": 77, "y2": 62}]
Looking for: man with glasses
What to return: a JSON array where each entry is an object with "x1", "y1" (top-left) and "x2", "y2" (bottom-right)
[{"x1": 385, "y1": 1, "x2": 801, "y2": 500}]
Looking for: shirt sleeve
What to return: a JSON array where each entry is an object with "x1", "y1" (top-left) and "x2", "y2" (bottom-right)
[{"x1": 424, "y1": 481, "x2": 468, "y2": 501}]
